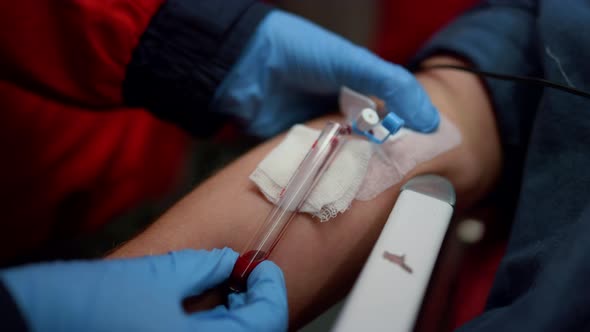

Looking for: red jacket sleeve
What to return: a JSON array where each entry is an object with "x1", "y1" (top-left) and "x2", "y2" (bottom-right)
[
  {"x1": 1, "y1": 0, "x2": 272, "y2": 137},
  {"x1": 0, "y1": 0, "x2": 164, "y2": 107}
]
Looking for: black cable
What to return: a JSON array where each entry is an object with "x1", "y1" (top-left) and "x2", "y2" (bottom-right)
[{"x1": 418, "y1": 64, "x2": 590, "y2": 100}]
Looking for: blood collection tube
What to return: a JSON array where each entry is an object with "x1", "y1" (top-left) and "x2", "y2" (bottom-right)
[{"x1": 227, "y1": 122, "x2": 348, "y2": 292}]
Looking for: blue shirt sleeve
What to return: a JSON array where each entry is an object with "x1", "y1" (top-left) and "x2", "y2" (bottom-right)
[
  {"x1": 123, "y1": 0, "x2": 272, "y2": 137},
  {"x1": 412, "y1": 0, "x2": 541, "y2": 149}
]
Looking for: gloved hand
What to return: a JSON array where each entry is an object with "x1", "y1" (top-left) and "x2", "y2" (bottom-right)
[
  {"x1": 0, "y1": 248, "x2": 288, "y2": 332},
  {"x1": 213, "y1": 10, "x2": 439, "y2": 138}
]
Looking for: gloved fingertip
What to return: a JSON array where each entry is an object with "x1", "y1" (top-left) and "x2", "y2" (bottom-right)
[
  {"x1": 213, "y1": 247, "x2": 241, "y2": 261},
  {"x1": 167, "y1": 247, "x2": 238, "y2": 267},
  {"x1": 244, "y1": 260, "x2": 287, "y2": 310},
  {"x1": 248, "y1": 261, "x2": 285, "y2": 288},
  {"x1": 397, "y1": 102, "x2": 440, "y2": 133},
  {"x1": 375, "y1": 65, "x2": 441, "y2": 134},
  {"x1": 171, "y1": 247, "x2": 240, "y2": 297},
  {"x1": 224, "y1": 261, "x2": 288, "y2": 332},
  {"x1": 167, "y1": 248, "x2": 199, "y2": 259},
  {"x1": 227, "y1": 291, "x2": 246, "y2": 308},
  {"x1": 415, "y1": 104, "x2": 440, "y2": 133}
]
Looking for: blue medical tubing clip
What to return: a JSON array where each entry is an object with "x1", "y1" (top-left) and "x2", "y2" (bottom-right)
[{"x1": 351, "y1": 112, "x2": 405, "y2": 144}]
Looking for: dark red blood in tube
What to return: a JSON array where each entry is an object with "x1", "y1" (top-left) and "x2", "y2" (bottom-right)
[{"x1": 227, "y1": 250, "x2": 268, "y2": 292}]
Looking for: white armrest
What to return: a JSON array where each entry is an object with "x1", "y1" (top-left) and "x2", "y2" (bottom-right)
[{"x1": 332, "y1": 175, "x2": 455, "y2": 332}]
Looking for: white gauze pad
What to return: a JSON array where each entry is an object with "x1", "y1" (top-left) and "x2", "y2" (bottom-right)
[{"x1": 250, "y1": 125, "x2": 373, "y2": 221}]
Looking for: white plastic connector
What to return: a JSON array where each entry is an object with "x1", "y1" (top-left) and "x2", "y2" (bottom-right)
[{"x1": 355, "y1": 108, "x2": 380, "y2": 131}]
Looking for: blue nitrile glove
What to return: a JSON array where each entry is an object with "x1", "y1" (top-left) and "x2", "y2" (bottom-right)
[
  {"x1": 213, "y1": 10, "x2": 439, "y2": 138},
  {"x1": 0, "y1": 248, "x2": 288, "y2": 332}
]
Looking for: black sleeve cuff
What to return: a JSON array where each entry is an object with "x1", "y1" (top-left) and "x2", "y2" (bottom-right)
[
  {"x1": 123, "y1": 0, "x2": 272, "y2": 137},
  {"x1": 0, "y1": 281, "x2": 28, "y2": 332}
]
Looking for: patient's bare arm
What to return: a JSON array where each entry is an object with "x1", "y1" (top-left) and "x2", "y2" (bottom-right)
[{"x1": 109, "y1": 56, "x2": 501, "y2": 327}]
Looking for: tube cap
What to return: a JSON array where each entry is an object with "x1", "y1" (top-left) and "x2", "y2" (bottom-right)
[
  {"x1": 355, "y1": 108, "x2": 380, "y2": 132},
  {"x1": 381, "y1": 113, "x2": 405, "y2": 135}
]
